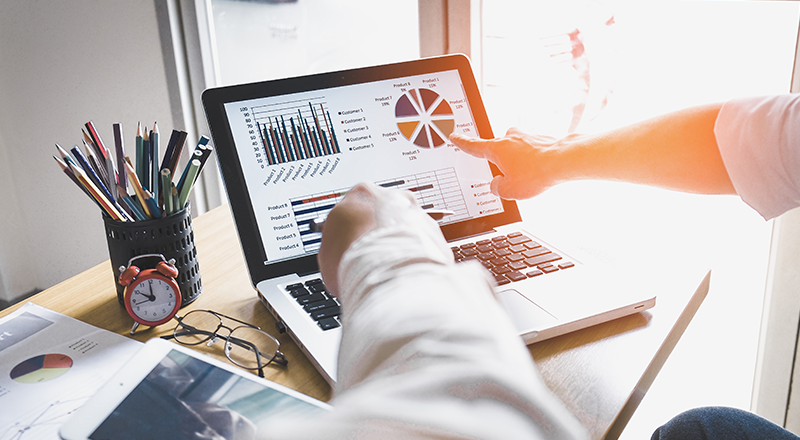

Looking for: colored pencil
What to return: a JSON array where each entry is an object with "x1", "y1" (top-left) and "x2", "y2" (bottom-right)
[
  {"x1": 135, "y1": 122, "x2": 144, "y2": 187},
  {"x1": 68, "y1": 162, "x2": 126, "y2": 221},
  {"x1": 151, "y1": 122, "x2": 159, "y2": 205},
  {"x1": 115, "y1": 184, "x2": 136, "y2": 219},
  {"x1": 120, "y1": 194, "x2": 147, "y2": 221},
  {"x1": 54, "y1": 155, "x2": 97, "y2": 205},
  {"x1": 82, "y1": 140, "x2": 109, "y2": 191},
  {"x1": 84, "y1": 121, "x2": 110, "y2": 162},
  {"x1": 123, "y1": 160, "x2": 153, "y2": 219},
  {"x1": 170, "y1": 182, "x2": 179, "y2": 214},
  {"x1": 159, "y1": 129, "x2": 180, "y2": 172},
  {"x1": 176, "y1": 149, "x2": 203, "y2": 194},
  {"x1": 71, "y1": 145, "x2": 116, "y2": 206},
  {"x1": 113, "y1": 123, "x2": 127, "y2": 191},
  {"x1": 166, "y1": 130, "x2": 188, "y2": 176},
  {"x1": 177, "y1": 158, "x2": 201, "y2": 209},
  {"x1": 142, "y1": 127, "x2": 151, "y2": 191},
  {"x1": 161, "y1": 168, "x2": 173, "y2": 215},
  {"x1": 193, "y1": 141, "x2": 213, "y2": 185},
  {"x1": 85, "y1": 121, "x2": 118, "y2": 201},
  {"x1": 144, "y1": 193, "x2": 162, "y2": 219},
  {"x1": 55, "y1": 143, "x2": 77, "y2": 167}
]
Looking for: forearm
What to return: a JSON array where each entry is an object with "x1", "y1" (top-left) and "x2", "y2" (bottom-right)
[
  {"x1": 329, "y1": 226, "x2": 589, "y2": 439},
  {"x1": 558, "y1": 103, "x2": 736, "y2": 194}
]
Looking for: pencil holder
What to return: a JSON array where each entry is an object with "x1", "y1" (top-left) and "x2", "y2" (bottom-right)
[{"x1": 103, "y1": 204, "x2": 202, "y2": 307}]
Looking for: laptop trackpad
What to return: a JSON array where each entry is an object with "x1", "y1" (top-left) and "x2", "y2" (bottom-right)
[{"x1": 496, "y1": 289, "x2": 559, "y2": 333}]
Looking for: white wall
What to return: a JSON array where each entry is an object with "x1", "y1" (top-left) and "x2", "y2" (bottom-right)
[{"x1": 0, "y1": 0, "x2": 179, "y2": 305}]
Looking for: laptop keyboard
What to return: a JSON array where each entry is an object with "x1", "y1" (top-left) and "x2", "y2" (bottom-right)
[
  {"x1": 284, "y1": 232, "x2": 573, "y2": 331},
  {"x1": 452, "y1": 231, "x2": 574, "y2": 286},
  {"x1": 285, "y1": 279, "x2": 342, "y2": 331}
]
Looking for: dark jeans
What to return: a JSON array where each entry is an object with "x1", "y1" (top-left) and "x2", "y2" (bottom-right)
[{"x1": 651, "y1": 407, "x2": 800, "y2": 440}]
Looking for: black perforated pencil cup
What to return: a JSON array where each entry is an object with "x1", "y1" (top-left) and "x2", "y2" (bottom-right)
[{"x1": 104, "y1": 205, "x2": 202, "y2": 307}]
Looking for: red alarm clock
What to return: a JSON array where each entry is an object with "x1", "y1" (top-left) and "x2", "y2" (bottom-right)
[{"x1": 118, "y1": 254, "x2": 181, "y2": 334}]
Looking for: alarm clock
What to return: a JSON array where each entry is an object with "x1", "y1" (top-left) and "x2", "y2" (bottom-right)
[{"x1": 118, "y1": 254, "x2": 181, "y2": 334}]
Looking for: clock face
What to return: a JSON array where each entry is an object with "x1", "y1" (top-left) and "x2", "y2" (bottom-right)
[{"x1": 127, "y1": 275, "x2": 180, "y2": 325}]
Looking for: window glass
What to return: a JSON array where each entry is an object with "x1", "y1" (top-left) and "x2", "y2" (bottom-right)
[
  {"x1": 479, "y1": 2, "x2": 799, "y2": 438},
  {"x1": 481, "y1": 0, "x2": 798, "y2": 137},
  {"x1": 209, "y1": 0, "x2": 420, "y2": 86}
]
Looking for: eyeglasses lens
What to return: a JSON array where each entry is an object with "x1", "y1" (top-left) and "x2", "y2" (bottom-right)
[
  {"x1": 226, "y1": 326, "x2": 280, "y2": 369},
  {"x1": 174, "y1": 310, "x2": 220, "y2": 345}
]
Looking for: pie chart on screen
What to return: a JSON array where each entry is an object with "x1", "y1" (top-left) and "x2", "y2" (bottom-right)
[
  {"x1": 10, "y1": 354, "x2": 73, "y2": 383},
  {"x1": 395, "y1": 88, "x2": 455, "y2": 148}
]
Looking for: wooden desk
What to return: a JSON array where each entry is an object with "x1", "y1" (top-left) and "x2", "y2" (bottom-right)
[{"x1": 0, "y1": 204, "x2": 709, "y2": 439}]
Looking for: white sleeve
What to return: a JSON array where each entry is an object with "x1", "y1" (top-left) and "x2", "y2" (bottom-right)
[
  {"x1": 271, "y1": 224, "x2": 589, "y2": 440},
  {"x1": 715, "y1": 94, "x2": 800, "y2": 220}
]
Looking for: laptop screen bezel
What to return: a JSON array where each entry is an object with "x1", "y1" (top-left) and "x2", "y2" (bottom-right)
[{"x1": 202, "y1": 54, "x2": 522, "y2": 283}]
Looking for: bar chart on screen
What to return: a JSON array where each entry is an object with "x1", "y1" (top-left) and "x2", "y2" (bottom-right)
[
  {"x1": 250, "y1": 97, "x2": 342, "y2": 167},
  {"x1": 290, "y1": 167, "x2": 469, "y2": 252}
]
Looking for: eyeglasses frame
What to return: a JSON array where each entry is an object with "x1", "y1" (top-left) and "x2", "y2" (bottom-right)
[{"x1": 163, "y1": 309, "x2": 287, "y2": 378}]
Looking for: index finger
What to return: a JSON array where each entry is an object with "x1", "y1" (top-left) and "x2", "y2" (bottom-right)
[{"x1": 449, "y1": 133, "x2": 496, "y2": 160}]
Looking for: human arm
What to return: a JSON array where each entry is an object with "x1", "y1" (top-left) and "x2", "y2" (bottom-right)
[
  {"x1": 271, "y1": 183, "x2": 589, "y2": 439},
  {"x1": 449, "y1": 103, "x2": 735, "y2": 200}
]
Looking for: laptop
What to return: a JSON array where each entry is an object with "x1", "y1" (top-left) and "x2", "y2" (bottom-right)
[{"x1": 202, "y1": 54, "x2": 656, "y2": 386}]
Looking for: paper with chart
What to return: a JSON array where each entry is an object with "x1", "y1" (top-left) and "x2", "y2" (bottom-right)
[{"x1": 0, "y1": 302, "x2": 142, "y2": 440}]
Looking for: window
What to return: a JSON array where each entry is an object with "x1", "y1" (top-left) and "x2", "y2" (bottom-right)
[
  {"x1": 208, "y1": 0, "x2": 420, "y2": 86},
  {"x1": 475, "y1": 1, "x2": 799, "y2": 438}
]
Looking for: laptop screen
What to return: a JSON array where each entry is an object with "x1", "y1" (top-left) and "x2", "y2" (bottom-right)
[
  {"x1": 222, "y1": 68, "x2": 505, "y2": 263},
  {"x1": 204, "y1": 55, "x2": 521, "y2": 280}
]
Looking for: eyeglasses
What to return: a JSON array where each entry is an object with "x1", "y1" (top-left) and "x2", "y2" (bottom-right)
[{"x1": 163, "y1": 309, "x2": 287, "y2": 377}]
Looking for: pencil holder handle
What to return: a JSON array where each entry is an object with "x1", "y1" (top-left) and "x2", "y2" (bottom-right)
[{"x1": 103, "y1": 204, "x2": 202, "y2": 307}]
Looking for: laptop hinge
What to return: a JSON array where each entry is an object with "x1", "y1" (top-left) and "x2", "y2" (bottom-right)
[
  {"x1": 297, "y1": 268, "x2": 321, "y2": 277},
  {"x1": 446, "y1": 229, "x2": 498, "y2": 243}
]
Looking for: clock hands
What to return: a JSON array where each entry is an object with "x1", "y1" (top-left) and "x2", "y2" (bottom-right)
[{"x1": 133, "y1": 280, "x2": 157, "y2": 301}]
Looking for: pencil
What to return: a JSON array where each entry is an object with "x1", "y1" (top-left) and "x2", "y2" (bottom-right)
[
  {"x1": 113, "y1": 123, "x2": 127, "y2": 191},
  {"x1": 120, "y1": 194, "x2": 147, "y2": 221},
  {"x1": 176, "y1": 149, "x2": 203, "y2": 194},
  {"x1": 193, "y1": 141, "x2": 213, "y2": 185},
  {"x1": 82, "y1": 129, "x2": 113, "y2": 200},
  {"x1": 55, "y1": 143, "x2": 77, "y2": 167},
  {"x1": 161, "y1": 168, "x2": 173, "y2": 215},
  {"x1": 54, "y1": 155, "x2": 97, "y2": 205},
  {"x1": 142, "y1": 128, "x2": 151, "y2": 191},
  {"x1": 82, "y1": 140, "x2": 109, "y2": 191},
  {"x1": 170, "y1": 183, "x2": 179, "y2": 214},
  {"x1": 84, "y1": 121, "x2": 110, "y2": 162},
  {"x1": 166, "y1": 130, "x2": 188, "y2": 176},
  {"x1": 177, "y1": 158, "x2": 201, "y2": 209},
  {"x1": 71, "y1": 145, "x2": 116, "y2": 206},
  {"x1": 135, "y1": 122, "x2": 144, "y2": 187},
  {"x1": 68, "y1": 161, "x2": 126, "y2": 221},
  {"x1": 151, "y1": 122, "x2": 159, "y2": 205},
  {"x1": 56, "y1": 143, "x2": 124, "y2": 220},
  {"x1": 115, "y1": 184, "x2": 135, "y2": 219},
  {"x1": 123, "y1": 160, "x2": 153, "y2": 219},
  {"x1": 86, "y1": 121, "x2": 118, "y2": 201},
  {"x1": 160, "y1": 129, "x2": 179, "y2": 172},
  {"x1": 144, "y1": 192, "x2": 162, "y2": 218}
]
